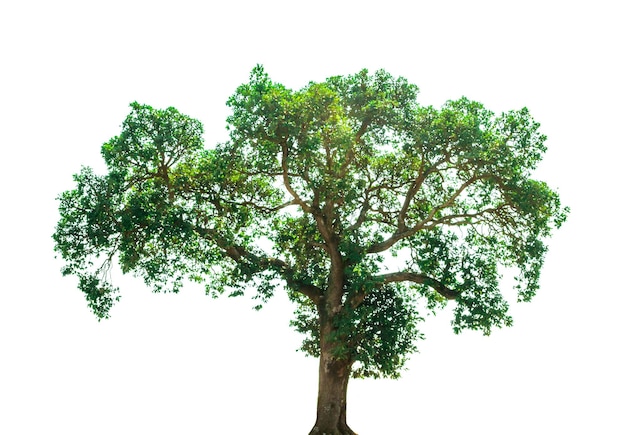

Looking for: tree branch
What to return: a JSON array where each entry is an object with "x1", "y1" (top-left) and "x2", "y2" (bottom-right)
[
  {"x1": 224, "y1": 198, "x2": 298, "y2": 214},
  {"x1": 397, "y1": 154, "x2": 450, "y2": 232},
  {"x1": 346, "y1": 192, "x2": 371, "y2": 232},
  {"x1": 195, "y1": 226, "x2": 323, "y2": 304},
  {"x1": 338, "y1": 118, "x2": 370, "y2": 179},
  {"x1": 377, "y1": 271, "x2": 459, "y2": 300},
  {"x1": 368, "y1": 173, "x2": 490, "y2": 254},
  {"x1": 259, "y1": 256, "x2": 323, "y2": 303},
  {"x1": 281, "y1": 142, "x2": 312, "y2": 213}
]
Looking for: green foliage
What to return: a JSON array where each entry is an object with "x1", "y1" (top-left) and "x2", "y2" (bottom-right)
[
  {"x1": 54, "y1": 67, "x2": 567, "y2": 377},
  {"x1": 291, "y1": 284, "x2": 423, "y2": 379}
]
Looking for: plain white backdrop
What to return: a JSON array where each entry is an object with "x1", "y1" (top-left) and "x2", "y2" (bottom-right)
[{"x1": 1, "y1": 1, "x2": 624, "y2": 433}]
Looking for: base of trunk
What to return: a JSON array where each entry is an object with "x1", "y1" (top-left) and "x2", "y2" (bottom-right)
[
  {"x1": 312, "y1": 302, "x2": 359, "y2": 435},
  {"x1": 309, "y1": 355, "x2": 357, "y2": 435},
  {"x1": 308, "y1": 422, "x2": 357, "y2": 435}
]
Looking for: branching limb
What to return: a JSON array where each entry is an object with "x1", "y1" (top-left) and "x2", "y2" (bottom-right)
[
  {"x1": 346, "y1": 193, "x2": 370, "y2": 232},
  {"x1": 377, "y1": 271, "x2": 459, "y2": 300},
  {"x1": 397, "y1": 153, "x2": 451, "y2": 232},
  {"x1": 368, "y1": 173, "x2": 490, "y2": 254},
  {"x1": 281, "y1": 142, "x2": 313, "y2": 213},
  {"x1": 224, "y1": 199, "x2": 298, "y2": 214},
  {"x1": 198, "y1": 226, "x2": 323, "y2": 304},
  {"x1": 338, "y1": 118, "x2": 370, "y2": 178},
  {"x1": 422, "y1": 205, "x2": 508, "y2": 228}
]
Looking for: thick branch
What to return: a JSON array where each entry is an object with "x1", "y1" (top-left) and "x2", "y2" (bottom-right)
[
  {"x1": 281, "y1": 142, "x2": 312, "y2": 213},
  {"x1": 338, "y1": 118, "x2": 370, "y2": 178},
  {"x1": 368, "y1": 174, "x2": 489, "y2": 253},
  {"x1": 278, "y1": 141, "x2": 340, "y2": 300},
  {"x1": 261, "y1": 256, "x2": 324, "y2": 303},
  {"x1": 197, "y1": 227, "x2": 323, "y2": 303},
  {"x1": 224, "y1": 198, "x2": 298, "y2": 214},
  {"x1": 397, "y1": 155, "x2": 450, "y2": 232},
  {"x1": 377, "y1": 271, "x2": 459, "y2": 300},
  {"x1": 422, "y1": 206, "x2": 505, "y2": 228},
  {"x1": 346, "y1": 193, "x2": 370, "y2": 232},
  {"x1": 312, "y1": 209, "x2": 344, "y2": 309}
]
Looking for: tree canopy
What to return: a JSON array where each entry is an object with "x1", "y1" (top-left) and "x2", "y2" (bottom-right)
[{"x1": 54, "y1": 66, "x2": 567, "y2": 432}]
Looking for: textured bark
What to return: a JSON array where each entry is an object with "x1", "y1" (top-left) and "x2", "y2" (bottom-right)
[
  {"x1": 309, "y1": 299, "x2": 357, "y2": 435},
  {"x1": 309, "y1": 353, "x2": 356, "y2": 435}
]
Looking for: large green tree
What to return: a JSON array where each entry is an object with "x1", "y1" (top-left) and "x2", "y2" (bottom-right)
[{"x1": 54, "y1": 66, "x2": 567, "y2": 434}]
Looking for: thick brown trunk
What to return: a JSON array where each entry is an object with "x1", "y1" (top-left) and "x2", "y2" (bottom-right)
[
  {"x1": 309, "y1": 352, "x2": 356, "y2": 435},
  {"x1": 309, "y1": 302, "x2": 357, "y2": 435},
  {"x1": 308, "y1": 242, "x2": 355, "y2": 435}
]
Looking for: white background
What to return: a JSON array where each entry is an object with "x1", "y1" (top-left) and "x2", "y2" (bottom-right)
[{"x1": 1, "y1": 1, "x2": 624, "y2": 433}]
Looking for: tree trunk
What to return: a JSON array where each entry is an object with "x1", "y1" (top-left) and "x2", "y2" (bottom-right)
[
  {"x1": 309, "y1": 351, "x2": 356, "y2": 435},
  {"x1": 309, "y1": 249, "x2": 356, "y2": 435},
  {"x1": 309, "y1": 302, "x2": 357, "y2": 435}
]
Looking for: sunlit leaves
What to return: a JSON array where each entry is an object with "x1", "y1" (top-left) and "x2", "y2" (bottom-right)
[
  {"x1": 55, "y1": 104, "x2": 217, "y2": 315},
  {"x1": 102, "y1": 102, "x2": 204, "y2": 176}
]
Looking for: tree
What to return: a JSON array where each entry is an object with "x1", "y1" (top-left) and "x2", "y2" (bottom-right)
[{"x1": 53, "y1": 66, "x2": 567, "y2": 434}]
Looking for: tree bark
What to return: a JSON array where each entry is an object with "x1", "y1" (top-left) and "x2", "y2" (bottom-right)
[
  {"x1": 309, "y1": 351, "x2": 356, "y2": 435},
  {"x1": 309, "y1": 302, "x2": 357, "y2": 435}
]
